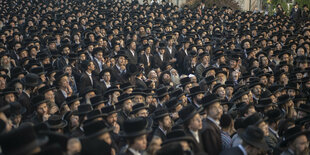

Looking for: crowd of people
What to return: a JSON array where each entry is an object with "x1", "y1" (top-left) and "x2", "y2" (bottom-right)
[{"x1": 0, "y1": 0, "x2": 310, "y2": 154}]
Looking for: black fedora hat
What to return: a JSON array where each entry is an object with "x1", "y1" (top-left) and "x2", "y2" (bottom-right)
[
  {"x1": 265, "y1": 109, "x2": 284, "y2": 123},
  {"x1": 116, "y1": 93, "x2": 134, "y2": 105},
  {"x1": 120, "y1": 117, "x2": 152, "y2": 138},
  {"x1": 202, "y1": 67, "x2": 217, "y2": 78},
  {"x1": 277, "y1": 94, "x2": 291, "y2": 105},
  {"x1": 230, "y1": 89, "x2": 249, "y2": 102},
  {"x1": 114, "y1": 50, "x2": 128, "y2": 59},
  {"x1": 201, "y1": 94, "x2": 221, "y2": 108},
  {"x1": 279, "y1": 125, "x2": 310, "y2": 147},
  {"x1": 176, "y1": 105, "x2": 202, "y2": 125},
  {"x1": 170, "y1": 88, "x2": 185, "y2": 99},
  {"x1": 0, "y1": 124, "x2": 48, "y2": 155},
  {"x1": 9, "y1": 102, "x2": 27, "y2": 115},
  {"x1": 101, "y1": 105, "x2": 120, "y2": 116},
  {"x1": 31, "y1": 95, "x2": 48, "y2": 107},
  {"x1": 212, "y1": 83, "x2": 225, "y2": 93},
  {"x1": 180, "y1": 77, "x2": 191, "y2": 87},
  {"x1": 162, "y1": 129, "x2": 195, "y2": 145},
  {"x1": 255, "y1": 97, "x2": 276, "y2": 108},
  {"x1": 90, "y1": 95, "x2": 107, "y2": 108},
  {"x1": 120, "y1": 82, "x2": 135, "y2": 91},
  {"x1": 45, "y1": 115, "x2": 68, "y2": 129},
  {"x1": 243, "y1": 113, "x2": 266, "y2": 127},
  {"x1": 21, "y1": 73, "x2": 42, "y2": 87},
  {"x1": 66, "y1": 94, "x2": 82, "y2": 107},
  {"x1": 130, "y1": 103, "x2": 149, "y2": 115},
  {"x1": 239, "y1": 125, "x2": 269, "y2": 151},
  {"x1": 84, "y1": 109, "x2": 106, "y2": 124},
  {"x1": 153, "y1": 108, "x2": 170, "y2": 120},
  {"x1": 296, "y1": 104, "x2": 310, "y2": 114},
  {"x1": 188, "y1": 86, "x2": 204, "y2": 97},
  {"x1": 103, "y1": 86, "x2": 123, "y2": 97},
  {"x1": 54, "y1": 70, "x2": 68, "y2": 83},
  {"x1": 83, "y1": 120, "x2": 113, "y2": 138},
  {"x1": 38, "y1": 85, "x2": 55, "y2": 95},
  {"x1": 131, "y1": 88, "x2": 147, "y2": 96},
  {"x1": 81, "y1": 86, "x2": 96, "y2": 97},
  {"x1": 155, "y1": 86, "x2": 169, "y2": 98},
  {"x1": 99, "y1": 68, "x2": 113, "y2": 78},
  {"x1": 30, "y1": 66, "x2": 46, "y2": 76},
  {"x1": 165, "y1": 97, "x2": 182, "y2": 111},
  {"x1": 73, "y1": 104, "x2": 93, "y2": 115},
  {"x1": 0, "y1": 87, "x2": 17, "y2": 96},
  {"x1": 204, "y1": 76, "x2": 217, "y2": 85}
]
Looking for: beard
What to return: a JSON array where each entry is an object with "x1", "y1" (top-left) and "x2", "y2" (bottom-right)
[{"x1": 171, "y1": 74, "x2": 180, "y2": 85}]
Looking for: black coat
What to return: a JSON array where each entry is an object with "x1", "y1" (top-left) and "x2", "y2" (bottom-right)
[
  {"x1": 184, "y1": 129, "x2": 204, "y2": 153},
  {"x1": 78, "y1": 72, "x2": 95, "y2": 93},
  {"x1": 111, "y1": 65, "x2": 128, "y2": 83},
  {"x1": 152, "y1": 52, "x2": 169, "y2": 69},
  {"x1": 126, "y1": 50, "x2": 138, "y2": 64},
  {"x1": 201, "y1": 118, "x2": 222, "y2": 155},
  {"x1": 138, "y1": 54, "x2": 153, "y2": 73},
  {"x1": 18, "y1": 92, "x2": 33, "y2": 118},
  {"x1": 54, "y1": 89, "x2": 66, "y2": 107},
  {"x1": 219, "y1": 146, "x2": 244, "y2": 155},
  {"x1": 153, "y1": 127, "x2": 167, "y2": 141}
]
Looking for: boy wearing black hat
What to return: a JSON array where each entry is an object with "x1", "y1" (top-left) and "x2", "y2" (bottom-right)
[
  {"x1": 153, "y1": 109, "x2": 172, "y2": 141},
  {"x1": 79, "y1": 60, "x2": 96, "y2": 93}
]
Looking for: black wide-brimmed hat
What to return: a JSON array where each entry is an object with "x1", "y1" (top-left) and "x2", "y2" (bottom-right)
[
  {"x1": 45, "y1": 115, "x2": 68, "y2": 129},
  {"x1": 243, "y1": 113, "x2": 266, "y2": 127},
  {"x1": 103, "y1": 86, "x2": 123, "y2": 97},
  {"x1": 295, "y1": 104, "x2": 310, "y2": 114},
  {"x1": 114, "y1": 50, "x2": 128, "y2": 59},
  {"x1": 99, "y1": 68, "x2": 113, "y2": 78},
  {"x1": 212, "y1": 83, "x2": 225, "y2": 93},
  {"x1": 0, "y1": 124, "x2": 48, "y2": 155},
  {"x1": 90, "y1": 95, "x2": 107, "y2": 108},
  {"x1": 21, "y1": 73, "x2": 42, "y2": 87},
  {"x1": 54, "y1": 71, "x2": 68, "y2": 84},
  {"x1": 162, "y1": 129, "x2": 195, "y2": 145},
  {"x1": 101, "y1": 105, "x2": 120, "y2": 116},
  {"x1": 279, "y1": 125, "x2": 310, "y2": 147},
  {"x1": 120, "y1": 117, "x2": 152, "y2": 138},
  {"x1": 31, "y1": 95, "x2": 48, "y2": 107},
  {"x1": 230, "y1": 89, "x2": 249, "y2": 102},
  {"x1": 153, "y1": 108, "x2": 170, "y2": 120},
  {"x1": 180, "y1": 77, "x2": 191, "y2": 87},
  {"x1": 81, "y1": 86, "x2": 96, "y2": 97},
  {"x1": 84, "y1": 109, "x2": 106, "y2": 123},
  {"x1": 0, "y1": 87, "x2": 17, "y2": 96},
  {"x1": 130, "y1": 103, "x2": 149, "y2": 115},
  {"x1": 73, "y1": 104, "x2": 93, "y2": 115},
  {"x1": 188, "y1": 86, "x2": 204, "y2": 97},
  {"x1": 120, "y1": 82, "x2": 135, "y2": 90},
  {"x1": 116, "y1": 93, "x2": 134, "y2": 105},
  {"x1": 38, "y1": 85, "x2": 55, "y2": 95},
  {"x1": 265, "y1": 109, "x2": 284, "y2": 123},
  {"x1": 204, "y1": 76, "x2": 217, "y2": 85},
  {"x1": 155, "y1": 86, "x2": 169, "y2": 98},
  {"x1": 83, "y1": 120, "x2": 113, "y2": 138},
  {"x1": 277, "y1": 94, "x2": 291, "y2": 105},
  {"x1": 255, "y1": 97, "x2": 276, "y2": 108},
  {"x1": 201, "y1": 94, "x2": 221, "y2": 108},
  {"x1": 66, "y1": 94, "x2": 82, "y2": 107},
  {"x1": 131, "y1": 88, "x2": 147, "y2": 96},
  {"x1": 176, "y1": 105, "x2": 202, "y2": 125},
  {"x1": 9, "y1": 102, "x2": 27, "y2": 115},
  {"x1": 165, "y1": 97, "x2": 182, "y2": 111},
  {"x1": 170, "y1": 88, "x2": 185, "y2": 99},
  {"x1": 239, "y1": 125, "x2": 269, "y2": 151}
]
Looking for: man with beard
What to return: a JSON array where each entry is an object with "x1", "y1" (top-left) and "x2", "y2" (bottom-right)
[
  {"x1": 153, "y1": 109, "x2": 172, "y2": 141},
  {"x1": 280, "y1": 126, "x2": 310, "y2": 155},
  {"x1": 54, "y1": 44, "x2": 71, "y2": 70},
  {"x1": 201, "y1": 94, "x2": 223, "y2": 155},
  {"x1": 249, "y1": 80, "x2": 263, "y2": 104},
  {"x1": 196, "y1": 53, "x2": 210, "y2": 81},
  {"x1": 116, "y1": 93, "x2": 134, "y2": 129},
  {"x1": 170, "y1": 68, "x2": 180, "y2": 86},
  {"x1": 265, "y1": 109, "x2": 282, "y2": 151},
  {"x1": 38, "y1": 85, "x2": 59, "y2": 115},
  {"x1": 188, "y1": 86, "x2": 205, "y2": 109},
  {"x1": 126, "y1": 40, "x2": 138, "y2": 65},
  {"x1": 31, "y1": 95, "x2": 51, "y2": 124},
  {"x1": 159, "y1": 71, "x2": 172, "y2": 87}
]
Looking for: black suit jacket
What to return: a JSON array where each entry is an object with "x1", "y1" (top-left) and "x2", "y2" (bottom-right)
[
  {"x1": 95, "y1": 81, "x2": 109, "y2": 97},
  {"x1": 184, "y1": 129, "x2": 204, "y2": 153},
  {"x1": 78, "y1": 72, "x2": 94, "y2": 93},
  {"x1": 18, "y1": 92, "x2": 33, "y2": 118},
  {"x1": 152, "y1": 52, "x2": 169, "y2": 69},
  {"x1": 126, "y1": 50, "x2": 138, "y2": 64},
  {"x1": 53, "y1": 56, "x2": 69, "y2": 70},
  {"x1": 219, "y1": 146, "x2": 244, "y2": 155},
  {"x1": 54, "y1": 89, "x2": 66, "y2": 107},
  {"x1": 135, "y1": 78, "x2": 147, "y2": 89},
  {"x1": 201, "y1": 118, "x2": 222, "y2": 155},
  {"x1": 139, "y1": 54, "x2": 153, "y2": 73},
  {"x1": 153, "y1": 127, "x2": 167, "y2": 141},
  {"x1": 111, "y1": 65, "x2": 128, "y2": 83},
  {"x1": 176, "y1": 49, "x2": 188, "y2": 74}
]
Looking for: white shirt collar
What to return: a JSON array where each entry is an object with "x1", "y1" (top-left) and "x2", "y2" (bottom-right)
[
  {"x1": 207, "y1": 117, "x2": 221, "y2": 129},
  {"x1": 128, "y1": 148, "x2": 141, "y2": 155},
  {"x1": 60, "y1": 89, "x2": 67, "y2": 98},
  {"x1": 190, "y1": 129, "x2": 200, "y2": 143},
  {"x1": 159, "y1": 126, "x2": 167, "y2": 135},
  {"x1": 238, "y1": 144, "x2": 247, "y2": 155}
]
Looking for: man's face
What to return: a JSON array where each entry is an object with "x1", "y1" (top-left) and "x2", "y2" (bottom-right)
[
  {"x1": 132, "y1": 134, "x2": 148, "y2": 151},
  {"x1": 88, "y1": 62, "x2": 95, "y2": 71},
  {"x1": 62, "y1": 47, "x2": 70, "y2": 55},
  {"x1": 103, "y1": 72, "x2": 111, "y2": 82},
  {"x1": 252, "y1": 85, "x2": 262, "y2": 96},
  {"x1": 123, "y1": 99, "x2": 133, "y2": 112},
  {"x1": 37, "y1": 103, "x2": 48, "y2": 116},
  {"x1": 260, "y1": 76, "x2": 268, "y2": 86},
  {"x1": 106, "y1": 113, "x2": 117, "y2": 126},
  {"x1": 4, "y1": 93, "x2": 15, "y2": 103},
  {"x1": 161, "y1": 115, "x2": 172, "y2": 130},
  {"x1": 44, "y1": 90, "x2": 55, "y2": 103},
  {"x1": 225, "y1": 87, "x2": 234, "y2": 96},
  {"x1": 70, "y1": 101, "x2": 80, "y2": 111},
  {"x1": 216, "y1": 87, "x2": 226, "y2": 98},
  {"x1": 136, "y1": 109, "x2": 148, "y2": 117},
  {"x1": 292, "y1": 135, "x2": 309, "y2": 154},
  {"x1": 189, "y1": 113, "x2": 202, "y2": 131},
  {"x1": 134, "y1": 95, "x2": 145, "y2": 104},
  {"x1": 207, "y1": 102, "x2": 223, "y2": 120}
]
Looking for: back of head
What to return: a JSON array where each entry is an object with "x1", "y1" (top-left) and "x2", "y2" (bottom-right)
[{"x1": 156, "y1": 142, "x2": 185, "y2": 155}]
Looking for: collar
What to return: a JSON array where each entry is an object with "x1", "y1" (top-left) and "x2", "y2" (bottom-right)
[
  {"x1": 60, "y1": 89, "x2": 67, "y2": 98},
  {"x1": 238, "y1": 144, "x2": 247, "y2": 155},
  {"x1": 23, "y1": 90, "x2": 30, "y2": 98},
  {"x1": 269, "y1": 127, "x2": 279, "y2": 138},
  {"x1": 159, "y1": 126, "x2": 167, "y2": 135},
  {"x1": 128, "y1": 148, "x2": 141, "y2": 155},
  {"x1": 207, "y1": 117, "x2": 221, "y2": 129},
  {"x1": 85, "y1": 71, "x2": 92, "y2": 76}
]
